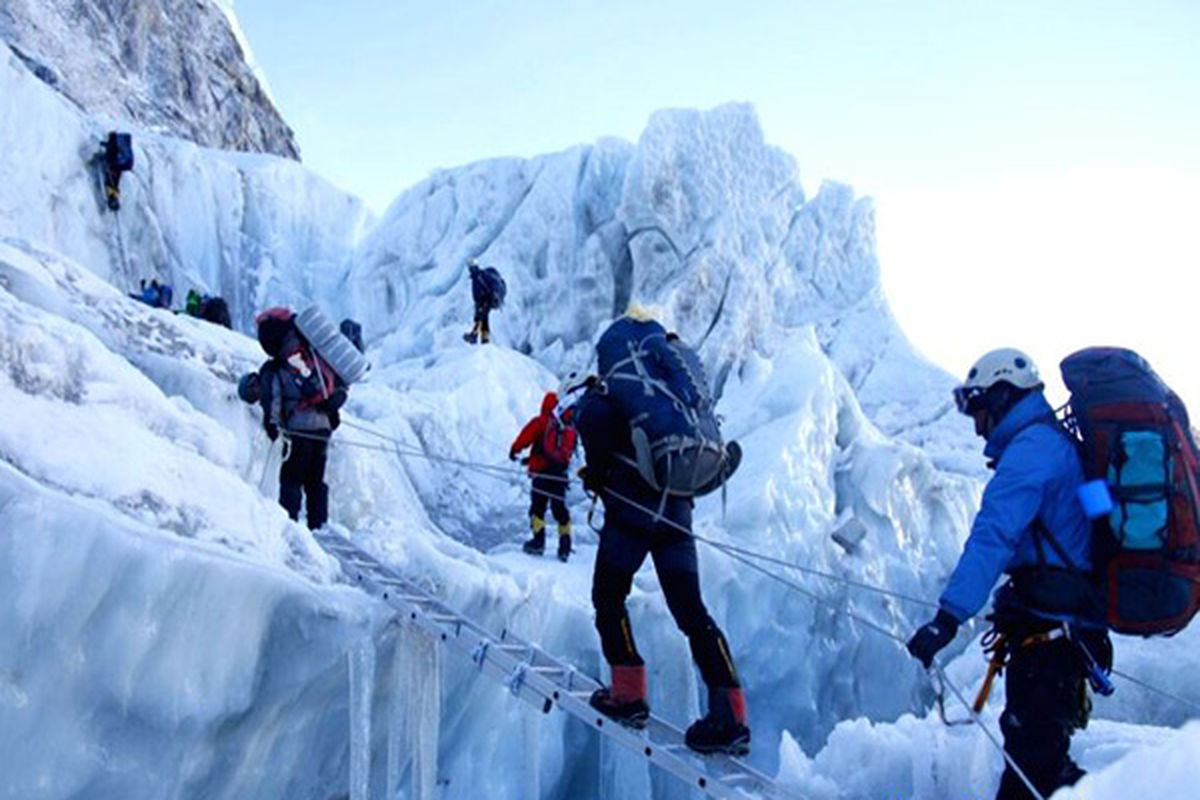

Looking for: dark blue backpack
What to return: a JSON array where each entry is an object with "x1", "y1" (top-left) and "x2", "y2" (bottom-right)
[
  {"x1": 105, "y1": 132, "x2": 134, "y2": 172},
  {"x1": 339, "y1": 319, "x2": 365, "y2": 353},
  {"x1": 482, "y1": 267, "x2": 506, "y2": 308},
  {"x1": 596, "y1": 317, "x2": 736, "y2": 497}
]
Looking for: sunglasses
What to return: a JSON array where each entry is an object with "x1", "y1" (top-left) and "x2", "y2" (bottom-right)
[{"x1": 952, "y1": 385, "x2": 989, "y2": 415}]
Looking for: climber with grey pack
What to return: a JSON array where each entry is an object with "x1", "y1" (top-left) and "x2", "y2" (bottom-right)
[
  {"x1": 594, "y1": 312, "x2": 741, "y2": 505},
  {"x1": 575, "y1": 307, "x2": 748, "y2": 754}
]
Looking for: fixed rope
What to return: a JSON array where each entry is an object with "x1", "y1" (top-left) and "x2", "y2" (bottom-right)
[
  {"x1": 276, "y1": 426, "x2": 1047, "y2": 797},
  {"x1": 275, "y1": 418, "x2": 1197, "y2": 765}
]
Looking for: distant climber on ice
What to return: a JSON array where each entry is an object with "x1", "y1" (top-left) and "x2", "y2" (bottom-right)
[
  {"x1": 462, "y1": 257, "x2": 505, "y2": 344},
  {"x1": 510, "y1": 386, "x2": 580, "y2": 562},
  {"x1": 132, "y1": 278, "x2": 173, "y2": 310},
  {"x1": 574, "y1": 306, "x2": 747, "y2": 755},
  {"x1": 97, "y1": 131, "x2": 134, "y2": 211}
]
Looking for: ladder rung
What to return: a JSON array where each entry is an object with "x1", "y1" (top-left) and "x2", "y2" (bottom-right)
[{"x1": 315, "y1": 531, "x2": 799, "y2": 800}]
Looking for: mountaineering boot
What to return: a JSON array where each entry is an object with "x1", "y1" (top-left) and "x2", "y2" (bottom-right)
[
  {"x1": 462, "y1": 321, "x2": 479, "y2": 344},
  {"x1": 685, "y1": 687, "x2": 751, "y2": 756},
  {"x1": 480, "y1": 330, "x2": 491, "y2": 344},
  {"x1": 589, "y1": 665, "x2": 649, "y2": 729},
  {"x1": 104, "y1": 175, "x2": 120, "y2": 211},
  {"x1": 522, "y1": 516, "x2": 546, "y2": 555},
  {"x1": 557, "y1": 522, "x2": 572, "y2": 562}
]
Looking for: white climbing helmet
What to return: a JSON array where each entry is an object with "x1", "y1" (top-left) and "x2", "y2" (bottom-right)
[
  {"x1": 558, "y1": 370, "x2": 594, "y2": 398},
  {"x1": 954, "y1": 348, "x2": 1042, "y2": 413}
]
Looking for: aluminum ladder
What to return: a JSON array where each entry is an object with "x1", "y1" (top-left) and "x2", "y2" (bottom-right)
[{"x1": 313, "y1": 529, "x2": 801, "y2": 800}]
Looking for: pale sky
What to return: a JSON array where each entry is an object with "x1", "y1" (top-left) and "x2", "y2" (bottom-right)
[{"x1": 237, "y1": 1, "x2": 1200, "y2": 405}]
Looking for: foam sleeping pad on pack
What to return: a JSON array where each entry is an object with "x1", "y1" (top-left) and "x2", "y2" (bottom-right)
[{"x1": 295, "y1": 305, "x2": 370, "y2": 384}]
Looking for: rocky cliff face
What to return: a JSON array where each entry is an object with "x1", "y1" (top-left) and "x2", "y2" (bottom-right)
[{"x1": 0, "y1": 0, "x2": 299, "y2": 159}]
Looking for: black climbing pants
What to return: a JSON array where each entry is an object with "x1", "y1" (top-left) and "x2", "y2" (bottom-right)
[
  {"x1": 279, "y1": 433, "x2": 330, "y2": 530},
  {"x1": 592, "y1": 524, "x2": 740, "y2": 689},
  {"x1": 994, "y1": 621, "x2": 1111, "y2": 800},
  {"x1": 474, "y1": 303, "x2": 491, "y2": 338},
  {"x1": 530, "y1": 472, "x2": 569, "y2": 525}
]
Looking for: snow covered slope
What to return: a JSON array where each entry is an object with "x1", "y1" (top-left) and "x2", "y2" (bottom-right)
[
  {"x1": 0, "y1": 0, "x2": 298, "y2": 158},
  {"x1": 1, "y1": 22, "x2": 1198, "y2": 800}
]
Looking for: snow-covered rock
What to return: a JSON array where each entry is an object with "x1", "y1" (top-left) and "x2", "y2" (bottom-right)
[
  {"x1": 0, "y1": 0, "x2": 298, "y2": 158},
  {"x1": 0, "y1": 42, "x2": 371, "y2": 331}
]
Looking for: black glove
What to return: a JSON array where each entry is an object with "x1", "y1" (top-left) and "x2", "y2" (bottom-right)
[
  {"x1": 906, "y1": 609, "x2": 961, "y2": 668},
  {"x1": 264, "y1": 421, "x2": 279, "y2": 442},
  {"x1": 578, "y1": 465, "x2": 604, "y2": 494},
  {"x1": 318, "y1": 387, "x2": 348, "y2": 413},
  {"x1": 509, "y1": 449, "x2": 520, "y2": 462}
]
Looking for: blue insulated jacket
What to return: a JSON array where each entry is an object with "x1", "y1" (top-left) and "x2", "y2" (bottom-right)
[{"x1": 939, "y1": 392, "x2": 1092, "y2": 622}]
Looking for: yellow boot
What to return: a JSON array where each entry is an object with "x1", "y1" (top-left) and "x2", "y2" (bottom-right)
[{"x1": 523, "y1": 516, "x2": 546, "y2": 555}]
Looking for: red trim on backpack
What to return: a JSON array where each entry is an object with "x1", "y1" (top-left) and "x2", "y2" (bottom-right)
[{"x1": 255, "y1": 306, "x2": 295, "y2": 325}]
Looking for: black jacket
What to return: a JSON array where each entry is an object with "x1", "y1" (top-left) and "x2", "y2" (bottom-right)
[{"x1": 574, "y1": 389, "x2": 692, "y2": 536}]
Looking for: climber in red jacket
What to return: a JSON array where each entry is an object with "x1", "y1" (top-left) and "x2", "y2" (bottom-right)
[{"x1": 510, "y1": 391, "x2": 577, "y2": 561}]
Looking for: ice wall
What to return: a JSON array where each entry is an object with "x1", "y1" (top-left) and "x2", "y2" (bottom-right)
[
  {"x1": 0, "y1": 43, "x2": 371, "y2": 332},
  {"x1": 2, "y1": 23, "x2": 1196, "y2": 800},
  {"x1": 348, "y1": 104, "x2": 976, "y2": 470}
]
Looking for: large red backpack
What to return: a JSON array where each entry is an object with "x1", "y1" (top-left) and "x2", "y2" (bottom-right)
[
  {"x1": 540, "y1": 413, "x2": 577, "y2": 467},
  {"x1": 1061, "y1": 347, "x2": 1200, "y2": 636}
]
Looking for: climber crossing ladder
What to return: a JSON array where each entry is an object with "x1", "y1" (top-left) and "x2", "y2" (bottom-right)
[{"x1": 312, "y1": 529, "x2": 800, "y2": 800}]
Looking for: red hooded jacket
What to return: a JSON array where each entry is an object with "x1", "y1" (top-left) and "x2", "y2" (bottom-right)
[{"x1": 510, "y1": 392, "x2": 576, "y2": 473}]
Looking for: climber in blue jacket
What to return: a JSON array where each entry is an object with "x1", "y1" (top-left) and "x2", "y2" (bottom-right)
[{"x1": 906, "y1": 348, "x2": 1111, "y2": 800}]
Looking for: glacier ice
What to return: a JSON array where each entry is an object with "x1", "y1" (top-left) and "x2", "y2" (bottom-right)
[{"x1": 2, "y1": 22, "x2": 1200, "y2": 800}]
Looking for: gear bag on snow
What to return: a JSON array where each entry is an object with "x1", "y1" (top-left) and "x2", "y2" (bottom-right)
[
  {"x1": 596, "y1": 317, "x2": 736, "y2": 497},
  {"x1": 200, "y1": 296, "x2": 232, "y2": 328},
  {"x1": 540, "y1": 413, "x2": 577, "y2": 467},
  {"x1": 1058, "y1": 347, "x2": 1200, "y2": 636},
  {"x1": 295, "y1": 305, "x2": 370, "y2": 384},
  {"x1": 481, "y1": 267, "x2": 506, "y2": 308}
]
